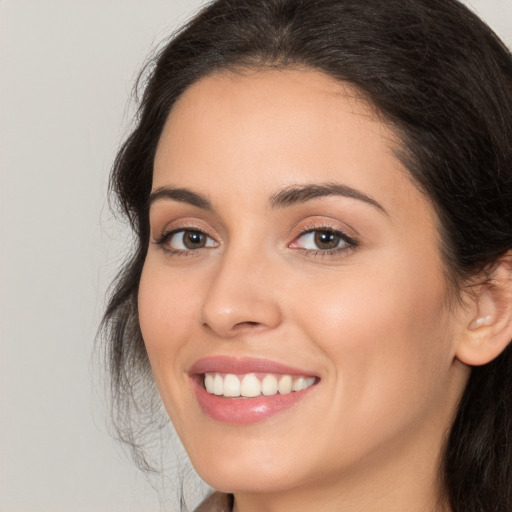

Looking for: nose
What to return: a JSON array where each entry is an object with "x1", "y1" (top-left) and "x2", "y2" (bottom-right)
[{"x1": 200, "y1": 247, "x2": 282, "y2": 338}]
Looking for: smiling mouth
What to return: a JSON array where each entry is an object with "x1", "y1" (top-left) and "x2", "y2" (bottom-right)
[
  {"x1": 203, "y1": 372, "x2": 318, "y2": 398},
  {"x1": 190, "y1": 358, "x2": 319, "y2": 423}
]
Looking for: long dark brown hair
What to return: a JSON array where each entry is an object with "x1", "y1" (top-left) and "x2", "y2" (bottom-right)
[{"x1": 101, "y1": 1, "x2": 512, "y2": 510}]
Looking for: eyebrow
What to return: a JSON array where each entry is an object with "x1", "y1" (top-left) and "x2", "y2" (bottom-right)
[
  {"x1": 148, "y1": 186, "x2": 212, "y2": 210},
  {"x1": 269, "y1": 182, "x2": 387, "y2": 214},
  {"x1": 148, "y1": 182, "x2": 387, "y2": 215}
]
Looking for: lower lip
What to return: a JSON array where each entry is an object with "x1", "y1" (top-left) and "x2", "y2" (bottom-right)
[{"x1": 193, "y1": 378, "x2": 316, "y2": 424}]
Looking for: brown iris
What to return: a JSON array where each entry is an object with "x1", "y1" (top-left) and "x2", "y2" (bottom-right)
[
  {"x1": 314, "y1": 230, "x2": 341, "y2": 250},
  {"x1": 182, "y1": 230, "x2": 207, "y2": 249}
]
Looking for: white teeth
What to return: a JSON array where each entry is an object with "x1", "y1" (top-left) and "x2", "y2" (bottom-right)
[
  {"x1": 203, "y1": 372, "x2": 316, "y2": 397},
  {"x1": 292, "y1": 376, "x2": 306, "y2": 392},
  {"x1": 292, "y1": 376, "x2": 316, "y2": 391},
  {"x1": 204, "y1": 373, "x2": 214, "y2": 393},
  {"x1": 278, "y1": 375, "x2": 293, "y2": 395},
  {"x1": 213, "y1": 374, "x2": 223, "y2": 395},
  {"x1": 261, "y1": 374, "x2": 278, "y2": 396},
  {"x1": 240, "y1": 373, "x2": 261, "y2": 397},
  {"x1": 223, "y1": 374, "x2": 240, "y2": 397}
]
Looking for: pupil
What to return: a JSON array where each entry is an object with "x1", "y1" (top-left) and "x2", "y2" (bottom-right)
[
  {"x1": 314, "y1": 231, "x2": 339, "y2": 250},
  {"x1": 184, "y1": 231, "x2": 205, "y2": 249}
]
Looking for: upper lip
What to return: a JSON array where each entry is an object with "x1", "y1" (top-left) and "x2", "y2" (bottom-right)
[{"x1": 189, "y1": 356, "x2": 318, "y2": 377}]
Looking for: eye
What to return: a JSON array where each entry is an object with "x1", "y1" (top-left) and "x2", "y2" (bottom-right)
[
  {"x1": 290, "y1": 229, "x2": 356, "y2": 252},
  {"x1": 157, "y1": 229, "x2": 217, "y2": 252}
]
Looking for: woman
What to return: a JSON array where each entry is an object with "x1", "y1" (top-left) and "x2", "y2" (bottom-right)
[{"x1": 102, "y1": 0, "x2": 512, "y2": 510}]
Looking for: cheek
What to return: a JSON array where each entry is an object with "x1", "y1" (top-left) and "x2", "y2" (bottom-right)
[
  {"x1": 137, "y1": 260, "x2": 200, "y2": 393},
  {"x1": 291, "y1": 254, "x2": 453, "y2": 425},
  {"x1": 296, "y1": 256, "x2": 447, "y2": 346},
  {"x1": 139, "y1": 259, "x2": 195, "y2": 346},
  {"x1": 137, "y1": 258, "x2": 210, "y2": 437}
]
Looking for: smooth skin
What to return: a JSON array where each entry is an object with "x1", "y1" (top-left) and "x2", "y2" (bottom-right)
[{"x1": 138, "y1": 68, "x2": 512, "y2": 512}]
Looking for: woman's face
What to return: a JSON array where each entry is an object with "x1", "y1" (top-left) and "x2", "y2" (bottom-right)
[{"x1": 139, "y1": 69, "x2": 470, "y2": 497}]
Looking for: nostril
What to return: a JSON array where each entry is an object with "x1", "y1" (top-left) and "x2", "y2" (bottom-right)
[
  {"x1": 231, "y1": 321, "x2": 262, "y2": 331},
  {"x1": 201, "y1": 319, "x2": 265, "y2": 337},
  {"x1": 234, "y1": 322, "x2": 261, "y2": 329},
  {"x1": 200, "y1": 295, "x2": 282, "y2": 336}
]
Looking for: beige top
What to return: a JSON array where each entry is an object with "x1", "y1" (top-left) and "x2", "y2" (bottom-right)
[{"x1": 194, "y1": 492, "x2": 233, "y2": 512}]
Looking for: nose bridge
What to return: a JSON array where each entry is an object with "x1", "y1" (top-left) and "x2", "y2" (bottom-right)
[{"x1": 200, "y1": 238, "x2": 282, "y2": 337}]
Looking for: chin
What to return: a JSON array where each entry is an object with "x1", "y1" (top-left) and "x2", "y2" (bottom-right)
[
  {"x1": 197, "y1": 465, "x2": 301, "y2": 495},
  {"x1": 185, "y1": 437, "x2": 310, "y2": 494}
]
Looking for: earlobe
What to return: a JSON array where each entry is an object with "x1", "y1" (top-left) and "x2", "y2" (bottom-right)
[{"x1": 456, "y1": 255, "x2": 512, "y2": 367}]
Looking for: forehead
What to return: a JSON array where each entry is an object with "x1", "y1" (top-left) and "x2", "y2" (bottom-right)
[
  {"x1": 168, "y1": 67, "x2": 378, "y2": 125},
  {"x1": 158, "y1": 68, "x2": 389, "y2": 157},
  {"x1": 153, "y1": 68, "x2": 423, "y2": 217}
]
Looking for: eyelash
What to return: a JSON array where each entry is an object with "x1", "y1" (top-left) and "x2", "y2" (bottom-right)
[
  {"x1": 155, "y1": 228, "x2": 217, "y2": 257},
  {"x1": 291, "y1": 226, "x2": 358, "y2": 256},
  {"x1": 154, "y1": 225, "x2": 358, "y2": 257}
]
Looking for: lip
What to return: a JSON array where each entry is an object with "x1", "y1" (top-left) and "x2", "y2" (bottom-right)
[
  {"x1": 189, "y1": 356, "x2": 319, "y2": 425},
  {"x1": 189, "y1": 356, "x2": 317, "y2": 377}
]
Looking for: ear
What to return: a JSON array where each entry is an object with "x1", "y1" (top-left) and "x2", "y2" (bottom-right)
[{"x1": 456, "y1": 254, "x2": 512, "y2": 366}]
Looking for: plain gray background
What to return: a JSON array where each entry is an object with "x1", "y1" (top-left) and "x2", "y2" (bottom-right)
[{"x1": 1, "y1": 1, "x2": 511, "y2": 511}]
